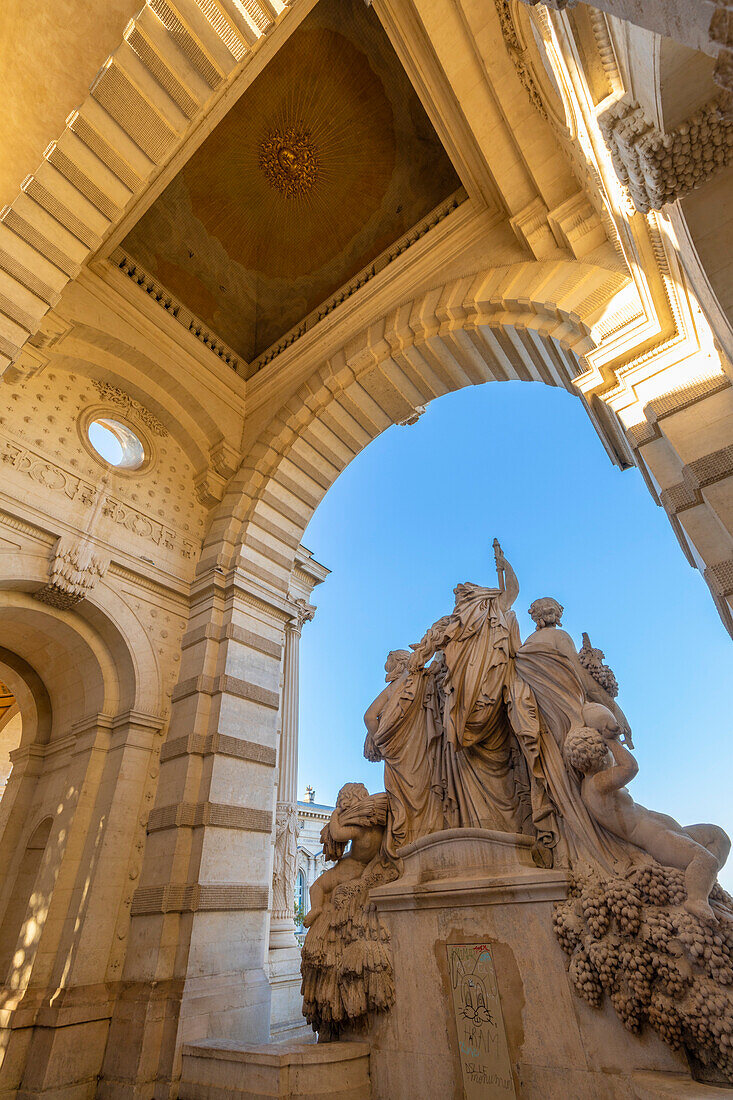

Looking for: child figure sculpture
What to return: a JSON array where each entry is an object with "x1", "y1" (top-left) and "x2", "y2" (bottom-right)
[
  {"x1": 300, "y1": 782, "x2": 396, "y2": 1040},
  {"x1": 303, "y1": 782, "x2": 388, "y2": 928},
  {"x1": 565, "y1": 703, "x2": 730, "y2": 924}
]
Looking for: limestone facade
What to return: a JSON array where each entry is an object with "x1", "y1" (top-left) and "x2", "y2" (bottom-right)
[{"x1": 0, "y1": 0, "x2": 731, "y2": 1096}]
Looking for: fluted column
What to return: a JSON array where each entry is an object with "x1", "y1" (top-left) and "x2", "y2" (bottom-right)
[{"x1": 270, "y1": 599, "x2": 315, "y2": 950}]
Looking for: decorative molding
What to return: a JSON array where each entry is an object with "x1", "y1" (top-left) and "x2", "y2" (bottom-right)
[
  {"x1": 547, "y1": 192, "x2": 607, "y2": 259},
  {"x1": 159, "y1": 731, "x2": 277, "y2": 767},
  {"x1": 180, "y1": 621, "x2": 282, "y2": 659},
  {"x1": 1, "y1": 438, "x2": 97, "y2": 504},
  {"x1": 33, "y1": 535, "x2": 110, "y2": 610},
  {"x1": 109, "y1": 249, "x2": 242, "y2": 371},
  {"x1": 626, "y1": 372, "x2": 732, "y2": 448},
  {"x1": 100, "y1": 495, "x2": 195, "y2": 558},
  {"x1": 90, "y1": 379, "x2": 167, "y2": 436},
  {"x1": 147, "y1": 801, "x2": 272, "y2": 833},
  {"x1": 704, "y1": 557, "x2": 733, "y2": 639},
  {"x1": 2, "y1": 312, "x2": 72, "y2": 384},
  {"x1": 170, "y1": 672, "x2": 279, "y2": 709},
  {"x1": 659, "y1": 445, "x2": 733, "y2": 516},
  {"x1": 598, "y1": 95, "x2": 733, "y2": 214},
  {"x1": 509, "y1": 199, "x2": 558, "y2": 259},
  {"x1": 494, "y1": 1, "x2": 548, "y2": 120},
  {"x1": 130, "y1": 881, "x2": 269, "y2": 916},
  {"x1": 0, "y1": 436, "x2": 197, "y2": 558},
  {"x1": 110, "y1": 190, "x2": 468, "y2": 380}
]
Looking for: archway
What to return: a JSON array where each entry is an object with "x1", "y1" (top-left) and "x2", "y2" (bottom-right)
[
  {"x1": 122, "y1": 261, "x2": 732, "y2": 1090},
  {"x1": 294, "y1": 380, "x2": 733, "y2": 881},
  {"x1": 0, "y1": 576, "x2": 166, "y2": 1096},
  {"x1": 210, "y1": 261, "x2": 637, "y2": 578}
]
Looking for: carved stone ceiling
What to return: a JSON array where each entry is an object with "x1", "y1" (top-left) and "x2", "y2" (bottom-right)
[{"x1": 121, "y1": 0, "x2": 461, "y2": 362}]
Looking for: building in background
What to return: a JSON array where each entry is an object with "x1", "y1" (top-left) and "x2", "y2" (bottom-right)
[{"x1": 294, "y1": 786, "x2": 334, "y2": 940}]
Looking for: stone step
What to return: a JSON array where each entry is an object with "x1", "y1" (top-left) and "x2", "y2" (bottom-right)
[{"x1": 270, "y1": 1019, "x2": 315, "y2": 1045}]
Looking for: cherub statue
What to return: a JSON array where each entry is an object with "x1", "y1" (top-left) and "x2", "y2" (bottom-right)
[
  {"x1": 303, "y1": 782, "x2": 388, "y2": 928},
  {"x1": 564, "y1": 703, "x2": 731, "y2": 924},
  {"x1": 300, "y1": 783, "x2": 397, "y2": 1040}
]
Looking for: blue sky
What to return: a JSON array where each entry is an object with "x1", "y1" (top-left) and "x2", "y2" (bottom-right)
[{"x1": 298, "y1": 381, "x2": 733, "y2": 886}]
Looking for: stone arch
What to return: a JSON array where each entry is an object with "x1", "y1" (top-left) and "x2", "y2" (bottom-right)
[
  {"x1": 207, "y1": 260, "x2": 633, "y2": 577},
  {"x1": 0, "y1": 556, "x2": 167, "y2": 1045},
  {"x1": 0, "y1": 550, "x2": 164, "y2": 718}
]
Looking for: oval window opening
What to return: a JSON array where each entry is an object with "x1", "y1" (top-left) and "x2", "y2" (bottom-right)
[{"x1": 88, "y1": 418, "x2": 145, "y2": 470}]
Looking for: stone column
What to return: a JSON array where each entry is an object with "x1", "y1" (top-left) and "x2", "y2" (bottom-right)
[{"x1": 270, "y1": 600, "x2": 314, "y2": 951}]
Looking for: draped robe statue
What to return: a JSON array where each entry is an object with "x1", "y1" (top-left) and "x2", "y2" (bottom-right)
[
  {"x1": 404, "y1": 551, "x2": 556, "y2": 859},
  {"x1": 363, "y1": 649, "x2": 445, "y2": 858}
]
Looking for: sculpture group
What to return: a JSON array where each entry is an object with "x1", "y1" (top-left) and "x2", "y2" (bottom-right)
[{"x1": 301, "y1": 542, "x2": 733, "y2": 1081}]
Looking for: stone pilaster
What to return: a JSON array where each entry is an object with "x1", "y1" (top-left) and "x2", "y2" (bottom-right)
[{"x1": 270, "y1": 601, "x2": 314, "y2": 952}]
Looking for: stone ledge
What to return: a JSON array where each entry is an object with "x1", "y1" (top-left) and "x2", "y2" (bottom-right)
[
  {"x1": 370, "y1": 828, "x2": 570, "y2": 911},
  {"x1": 181, "y1": 1039, "x2": 369, "y2": 1067},
  {"x1": 632, "y1": 1071, "x2": 733, "y2": 1098},
  {"x1": 179, "y1": 1038, "x2": 371, "y2": 1100}
]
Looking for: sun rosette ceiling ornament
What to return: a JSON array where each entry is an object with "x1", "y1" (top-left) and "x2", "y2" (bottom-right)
[
  {"x1": 183, "y1": 25, "x2": 397, "y2": 282},
  {"x1": 259, "y1": 126, "x2": 320, "y2": 198},
  {"x1": 121, "y1": 0, "x2": 460, "y2": 361}
]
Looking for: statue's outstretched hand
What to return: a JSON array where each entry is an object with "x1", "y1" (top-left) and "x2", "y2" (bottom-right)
[{"x1": 407, "y1": 650, "x2": 424, "y2": 673}]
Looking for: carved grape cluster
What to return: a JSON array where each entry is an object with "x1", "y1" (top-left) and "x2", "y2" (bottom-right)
[{"x1": 553, "y1": 865, "x2": 733, "y2": 1081}]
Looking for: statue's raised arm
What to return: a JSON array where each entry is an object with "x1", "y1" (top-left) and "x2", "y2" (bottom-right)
[{"x1": 493, "y1": 538, "x2": 519, "y2": 611}]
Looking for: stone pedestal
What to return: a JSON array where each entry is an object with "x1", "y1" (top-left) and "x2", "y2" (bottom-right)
[
  {"x1": 268, "y1": 944, "x2": 307, "y2": 1039},
  {"x1": 366, "y1": 828, "x2": 692, "y2": 1100},
  {"x1": 179, "y1": 1038, "x2": 370, "y2": 1100}
]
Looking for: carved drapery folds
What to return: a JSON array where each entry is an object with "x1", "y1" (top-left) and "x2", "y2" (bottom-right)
[
  {"x1": 272, "y1": 801, "x2": 299, "y2": 922},
  {"x1": 34, "y1": 535, "x2": 109, "y2": 610},
  {"x1": 599, "y1": 96, "x2": 733, "y2": 214}
]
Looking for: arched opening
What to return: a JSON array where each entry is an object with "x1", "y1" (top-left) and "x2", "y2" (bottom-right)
[
  {"x1": 295, "y1": 382, "x2": 732, "y2": 883},
  {"x1": 0, "y1": 683, "x2": 21, "y2": 800},
  {"x1": 0, "y1": 817, "x2": 53, "y2": 986}
]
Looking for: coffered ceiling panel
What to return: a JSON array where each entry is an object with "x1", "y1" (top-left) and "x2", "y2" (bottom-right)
[{"x1": 121, "y1": 0, "x2": 461, "y2": 361}]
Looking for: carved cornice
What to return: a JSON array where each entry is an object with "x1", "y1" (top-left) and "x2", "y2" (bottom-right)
[
  {"x1": 248, "y1": 189, "x2": 467, "y2": 375},
  {"x1": 109, "y1": 250, "x2": 242, "y2": 372}
]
